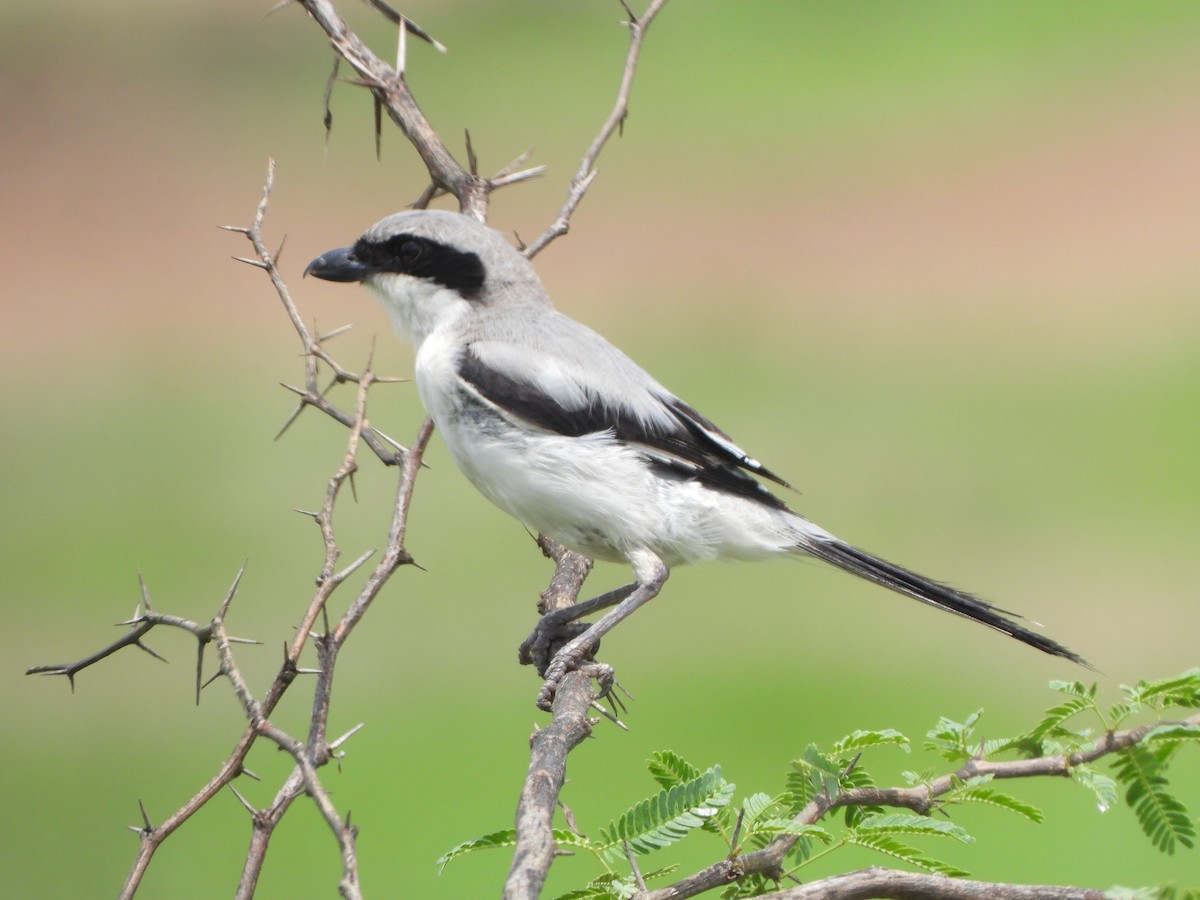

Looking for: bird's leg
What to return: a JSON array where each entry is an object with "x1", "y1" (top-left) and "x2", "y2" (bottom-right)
[
  {"x1": 518, "y1": 582, "x2": 636, "y2": 674},
  {"x1": 534, "y1": 552, "x2": 669, "y2": 711}
]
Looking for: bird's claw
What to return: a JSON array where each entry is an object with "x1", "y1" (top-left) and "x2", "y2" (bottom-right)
[
  {"x1": 536, "y1": 657, "x2": 615, "y2": 712},
  {"x1": 518, "y1": 608, "x2": 594, "y2": 675}
]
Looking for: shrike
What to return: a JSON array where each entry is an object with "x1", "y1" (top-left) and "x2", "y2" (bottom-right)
[{"x1": 306, "y1": 210, "x2": 1086, "y2": 705}]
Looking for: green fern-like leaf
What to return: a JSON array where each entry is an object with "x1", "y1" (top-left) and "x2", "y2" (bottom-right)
[
  {"x1": 437, "y1": 829, "x2": 517, "y2": 872},
  {"x1": 952, "y1": 785, "x2": 1044, "y2": 823},
  {"x1": 1070, "y1": 763, "x2": 1119, "y2": 813},
  {"x1": 787, "y1": 745, "x2": 843, "y2": 811},
  {"x1": 1049, "y1": 679, "x2": 1098, "y2": 699},
  {"x1": 599, "y1": 766, "x2": 734, "y2": 860},
  {"x1": 647, "y1": 750, "x2": 702, "y2": 791},
  {"x1": 437, "y1": 828, "x2": 597, "y2": 872},
  {"x1": 854, "y1": 811, "x2": 974, "y2": 844},
  {"x1": 720, "y1": 872, "x2": 778, "y2": 899},
  {"x1": 1026, "y1": 695, "x2": 1095, "y2": 743},
  {"x1": 829, "y1": 729, "x2": 910, "y2": 757},
  {"x1": 552, "y1": 872, "x2": 627, "y2": 900},
  {"x1": 1112, "y1": 744, "x2": 1196, "y2": 853},
  {"x1": 553, "y1": 866, "x2": 681, "y2": 900},
  {"x1": 1124, "y1": 670, "x2": 1200, "y2": 712},
  {"x1": 1145, "y1": 724, "x2": 1200, "y2": 744},
  {"x1": 846, "y1": 832, "x2": 970, "y2": 877},
  {"x1": 924, "y1": 710, "x2": 982, "y2": 761}
]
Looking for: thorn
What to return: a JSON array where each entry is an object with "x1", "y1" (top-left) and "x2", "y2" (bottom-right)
[
  {"x1": 226, "y1": 635, "x2": 263, "y2": 646},
  {"x1": 330, "y1": 722, "x2": 366, "y2": 750},
  {"x1": 589, "y1": 700, "x2": 627, "y2": 730},
  {"x1": 137, "y1": 570, "x2": 154, "y2": 612},
  {"x1": 465, "y1": 129, "x2": 479, "y2": 176},
  {"x1": 265, "y1": 0, "x2": 294, "y2": 14},
  {"x1": 396, "y1": 13, "x2": 408, "y2": 76},
  {"x1": 200, "y1": 668, "x2": 225, "y2": 691},
  {"x1": 274, "y1": 233, "x2": 287, "y2": 264},
  {"x1": 318, "y1": 323, "x2": 355, "y2": 342},
  {"x1": 217, "y1": 224, "x2": 250, "y2": 234},
  {"x1": 839, "y1": 752, "x2": 863, "y2": 781},
  {"x1": 618, "y1": 0, "x2": 637, "y2": 24},
  {"x1": 558, "y1": 799, "x2": 580, "y2": 834},
  {"x1": 134, "y1": 641, "x2": 169, "y2": 664},
  {"x1": 294, "y1": 667, "x2": 323, "y2": 675},
  {"x1": 323, "y1": 56, "x2": 338, "y2": 142},
  {"x1": 490, "y1": 165, "x2": 547, "y2": 189},
  {"x1": 729, "y1": 807, "x2": 746, "y2": 856},
  {"x1": 275, "y1": 402, "x2": 308, "y2": 442},
  {"x1": 294, "y1": 508, "x2": 320, "y2": 519},
  {"x1": 410, "y1": 183, "x2": 441, "y2": 210},
  {"x1": 229, "y1": 784, "x2": 258, "y2": 816},
  {"x1": 241, "y1": 767, "x2": 262, "y2": 782},
  {"x1": 195, "y1": 640, "x2": 205, "y2": 706},
  {"x1": 493, "y1": 147, "x2": 534, "y2": 180},
  {"x1": 279, "y1": 382, "x2": 306, "y2": 397},
  {"x1": 362, "y1": 0, "x2": 447, "y2": 52},
  {"x1": 366, "y1": 334, "x2": 379, "y2": 371},
  {"x1": 138, "y1": 799, "x2": 154, "y2": 832},
  {"x1": 231, "y1": 256, "x2": 268, "y2": 269},
  {"x1": 334, "y1": 548, "x2": 376, "y2": 582},
  {"x1": 374, "y1": 96, "x2": 383, "y2": 162},
  {"x1": 218, "y1": 560, "x2": 249, "y2": 621},
  {"x1": 371, "y1": 429, "x2": 409, "y2": 453}
]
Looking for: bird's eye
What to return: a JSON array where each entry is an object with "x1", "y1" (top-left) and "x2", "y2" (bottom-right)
[{"x1": 398, "y1": 239, "x2": 423, "y2": 264}]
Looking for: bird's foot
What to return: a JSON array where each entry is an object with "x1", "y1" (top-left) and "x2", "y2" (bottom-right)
[
  {"x1": 518, "y1": 607, "x2": 595, "y2": 676},
  {"x1": 536, "y1": 655, "x2": 615, "y2": 713}
]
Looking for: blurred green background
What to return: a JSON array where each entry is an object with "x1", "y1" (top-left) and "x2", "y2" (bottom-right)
[{"x1": 3, "y1": 1, "x2": 1199, "y2": 896}]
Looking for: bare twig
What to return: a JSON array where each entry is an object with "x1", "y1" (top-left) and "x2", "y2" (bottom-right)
[
  {"x1": 524, "y1": 0, "x2": 671, "y2": 258},
  {"x1": 296, "y1": 0, "x2": 488, "y2": 218},
  {"x1": 25, "y1": 160, "x2": 435, "y2": 899}
]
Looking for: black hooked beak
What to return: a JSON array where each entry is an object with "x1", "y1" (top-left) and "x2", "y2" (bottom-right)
[{"x1": 304, "y1": 246, "x2": 375, "y2": 283}]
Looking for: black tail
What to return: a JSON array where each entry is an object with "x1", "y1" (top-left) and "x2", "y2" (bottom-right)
[{"x1": 802, "y1": 536, "x2": 1092, "y2": 668}]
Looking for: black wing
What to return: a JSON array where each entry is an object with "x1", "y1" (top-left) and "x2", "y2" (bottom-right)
[{"x1": 458, "y1": 343, "x2": 793, "y2": 510}]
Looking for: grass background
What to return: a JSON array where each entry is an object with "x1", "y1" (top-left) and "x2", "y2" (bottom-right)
[{"x1": 2, "y1": 1, "x2": 1199, "y2": 896}]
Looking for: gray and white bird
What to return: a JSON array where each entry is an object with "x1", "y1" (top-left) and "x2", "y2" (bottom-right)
[{"x1": 306, "y1": 210, "x2": 1086, "y2": 704}]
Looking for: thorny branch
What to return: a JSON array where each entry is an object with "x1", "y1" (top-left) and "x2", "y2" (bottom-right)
[
  {"x1": 524, "y1": 0, "x2": 670, "y2": 258},
  {"x1": 29, "y1": 161, "x2": 433, "y2": 899},
  {"x1": 31, "y1": 1, "x2": 676, "y2": 896}
]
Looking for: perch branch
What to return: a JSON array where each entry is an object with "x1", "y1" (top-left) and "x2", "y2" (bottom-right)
[{"x1": 504, "y1": 670, "x2": 598, "y2": 900}]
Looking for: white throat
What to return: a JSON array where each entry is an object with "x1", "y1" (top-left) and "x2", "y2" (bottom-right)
[{"x1": 365, "y1": 273, "x2": 472, "y2": 350}]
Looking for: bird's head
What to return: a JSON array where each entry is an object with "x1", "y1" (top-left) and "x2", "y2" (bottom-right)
[{"x1": 305, "y1": 209, "x2": 548, "y2": 346}]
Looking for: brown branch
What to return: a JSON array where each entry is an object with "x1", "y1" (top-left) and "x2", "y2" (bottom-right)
[
  {"x1": 535, "y1": 534, "x2": 595, "y2": 615},
  {"x1": 17, "y1": 160, "x2": 436, "y2": 899},
  {"x1": 295, "y1": 0, "x2": 489, "y2": 218},
  {"x1": 222, "y1": 159, "x2": 406, "y2": 467},
  {"x1": 504, "y1": 670, "x2": 598, "y2": 900},
  {"x1": 764, "y1": 867, "x2": 1107, "y2": 900},
  {"x1": 635, "y1": 712, "x2": 1200, "y2": 900},
  {"x1": 524, "y1": 0, "x2": 671, "y2": 258}
]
